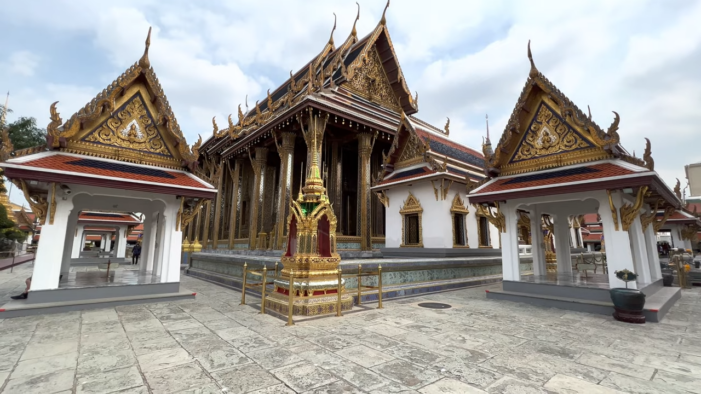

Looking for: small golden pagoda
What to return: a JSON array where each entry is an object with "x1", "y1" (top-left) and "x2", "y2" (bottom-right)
[{"x1": 265, "y1": 109, "x2": 353, "y2": 315}]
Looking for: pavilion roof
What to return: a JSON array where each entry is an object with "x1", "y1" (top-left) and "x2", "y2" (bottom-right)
[
  {"x1": 79, "y1": 212, "x2": 141, "y2": 224},
  {"x1": 661, "y1": 209, "x2": 701, "y2": 226},
  {"x1": 1, "y1": 152, "x2": 216, "y2": 199},
  {"x1": 204, "y1": 2, "x2": 419, "y2": 157}
]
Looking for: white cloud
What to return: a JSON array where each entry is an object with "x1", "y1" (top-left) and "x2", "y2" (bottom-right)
[
  {"x1": 1, "y1": 51, "x2": 40, "y2": 77},
  {"x1": 1, "y1": 0, "x2": 700, "y2": 193}
]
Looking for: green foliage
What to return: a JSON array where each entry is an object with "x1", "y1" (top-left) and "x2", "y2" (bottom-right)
[
  {"x1": 0, "y1": 204, "x2": 26, "y2": 245},
  {"x1": 7, "y1": 116, "x2": 46, "y2": 150}
]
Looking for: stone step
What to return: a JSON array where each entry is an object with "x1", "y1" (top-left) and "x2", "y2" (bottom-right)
[{"x1": 0, "y1": 290, "x2": 196, "y2": 319}]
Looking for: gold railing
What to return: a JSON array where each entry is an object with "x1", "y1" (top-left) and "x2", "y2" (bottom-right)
[{"x1": 240, "y1": 262, "x2": 278, "y2": 313}]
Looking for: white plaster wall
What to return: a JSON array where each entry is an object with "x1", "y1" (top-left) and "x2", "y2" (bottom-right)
[{"x1": 384, "y1": 187, "x2": 402, "y2": 248}]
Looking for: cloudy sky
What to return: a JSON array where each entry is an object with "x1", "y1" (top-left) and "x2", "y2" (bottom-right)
[{"x1": 2, "y1": 0, "x2": 700, "y2": 205}]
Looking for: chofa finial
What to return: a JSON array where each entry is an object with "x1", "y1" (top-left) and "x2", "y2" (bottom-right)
[
  {"x1": 329, "y1": 13, "x2": 337, "y2": 46},
  {"x1": 527, "y1": 40, "x2": 537, "y2": 77},
  {"x1": 139, "y1": 27, "x2": 152, "y2": 69},
  {"x1": 381, "y1": 0, "x2": 390, "y2": 25},
  {"x1": 352, "y1": 2, "x2": 360, "y2": 37}
]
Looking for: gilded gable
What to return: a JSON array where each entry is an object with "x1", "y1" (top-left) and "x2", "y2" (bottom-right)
[
  {"x1": 81, "y1": 92, "x2": 173, "y2": 158},
  {"x1": 509, "y1": 102, "x2": 593, "y2": 164},
  {"x1": 345, "y1": 46, "x2": 400, "y2": 112},
  {"x1": 396, "y1": 132, "x2": 426, "y2": 169}
]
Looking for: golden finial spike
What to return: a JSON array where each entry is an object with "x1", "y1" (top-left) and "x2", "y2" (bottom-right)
[
  {"x1": 139, "y1": 26, "x2": 152, "y2": 69},
  {"x1": 245, "y1": 95, "x2": 249, "y2": 111},
  {"x1": 527, "y1": 40, "x2": 537, "y2": 77},
  {"x1": 352, "y1": 2, "x2": 360, "y2": 37},
  {"x1": 329, "y1": 13, "x2": 337, "y2": 45},
  {"x1": 381, "y1": 0, "x2": 390, "y2": 25},
  {"x1": 587, "y1": 105, "x2": 592, "y2": 120},
  {"x1": 212, "y1": 116, "x2": 218, "y2": 135},
  {"x1": 444, "y1": 117, "x2": 450, "y2": 136}
]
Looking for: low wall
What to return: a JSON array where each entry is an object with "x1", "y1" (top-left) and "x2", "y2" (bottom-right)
[{"x1": 186, "y1": 252, "x2": 533, "y2": 302}]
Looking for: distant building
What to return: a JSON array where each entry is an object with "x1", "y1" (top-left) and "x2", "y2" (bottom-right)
[{"x1": 685, "y1": 163, "x2": 701, "y2": 197}]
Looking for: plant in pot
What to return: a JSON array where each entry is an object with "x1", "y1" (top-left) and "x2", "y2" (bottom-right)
[{"x1": 610, "y1": 269, "x2": 646, "y2": 324}]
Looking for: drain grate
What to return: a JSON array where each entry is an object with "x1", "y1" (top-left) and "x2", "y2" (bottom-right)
[{"x1": 417, "y1": 302, "x2": 451, "y2": 309}]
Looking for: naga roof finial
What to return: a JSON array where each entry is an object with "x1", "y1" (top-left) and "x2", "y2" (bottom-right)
[
  {"x1": 527, "y1": 40, "x2": 538, "y2": 78},
  {"x1": 381, "y1": 0, "x2": 390, "y2": 25},
  {"x1": 329, "y1": 13, "x2": 337, "y2": 46},
  {"x1": 139, "y1": 26, "x2": 152, "y2": 69},
  {"x1": 587, "y1": 105, "x2": 592, "y2": 121},
  {"x1": 485, "y1": 114, "x2": 490, "y2": 142},
  {"x1": 352, "y1": 2, "x2": 360, "y2": 37}
]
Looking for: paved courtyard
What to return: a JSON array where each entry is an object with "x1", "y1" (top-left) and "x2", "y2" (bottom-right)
[{"x1": 1, "y1": 264, "x2": 701, "y2": 394}]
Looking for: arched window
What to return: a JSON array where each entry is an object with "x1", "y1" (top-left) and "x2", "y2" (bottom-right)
[
  {"x1": 450, "y1": 194, "x2": 469, "y2": 247},
  {"x1": 400, "y1": 192, "x2": 423, "y2": 247}
]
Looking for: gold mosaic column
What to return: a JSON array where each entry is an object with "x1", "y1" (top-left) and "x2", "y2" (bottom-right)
[
  {"x1": 211, "y1": 164, "x2": 224, "y2": 250},
  {"x1": 201, "y1": 200, "x2": 212, "y2": 248},
  {"x1": 357, "y1": 132, "x2": 373, "y2": 251},
  {"x1": 227, "y1": 159, "x2": 243, "y2": 249},
  {"x1": 328, "y1": 139, "x2": 342, "y2": 233},
  {"x1": 249, "y1": 147, "x2": 268, "y2": 250},
  {"x1": 274, "y1": 132, "x2": 295, "y2": 249}
]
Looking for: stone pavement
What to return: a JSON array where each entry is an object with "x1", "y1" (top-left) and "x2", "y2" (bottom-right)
[{"x1": 1, "y1": 264, "x2": 701, "y2": 394}]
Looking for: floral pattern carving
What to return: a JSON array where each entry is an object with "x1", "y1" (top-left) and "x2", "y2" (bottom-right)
[{"x1": 345, "y1": 47, "x2": 400, "y2": 112}]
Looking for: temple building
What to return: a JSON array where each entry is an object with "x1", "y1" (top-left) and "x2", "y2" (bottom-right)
[
  {"x1": 189, "y1": 3, "x2": 498, "y2": 256},
  {"x1": 0, "y1": 28, "x2": 214, "y2": 317}
]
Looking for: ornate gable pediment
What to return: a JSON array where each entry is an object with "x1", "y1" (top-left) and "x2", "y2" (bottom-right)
[
  {"x1": 345, "y1": 46, "x2": 400, "y2": 112},
  {"x1": 76, "y1": 91, "x2": 175, "y2": 161}
]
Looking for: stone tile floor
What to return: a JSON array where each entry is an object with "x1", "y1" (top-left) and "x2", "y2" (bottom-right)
[{"x1": 2, "y1": 264, "x2": 701, "y2": 393}]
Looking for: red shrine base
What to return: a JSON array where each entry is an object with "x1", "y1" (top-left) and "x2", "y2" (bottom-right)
[
  {"x1": 265, "y1": 291, "x2": 354, "y2": 316},
  {"x1": 613, "y1": 307, "x2": 646, "y2": 324}
]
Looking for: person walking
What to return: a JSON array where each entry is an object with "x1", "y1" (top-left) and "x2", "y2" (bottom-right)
[{"x1": 132, "y1": 242, "x2": 142, "y2": 265}]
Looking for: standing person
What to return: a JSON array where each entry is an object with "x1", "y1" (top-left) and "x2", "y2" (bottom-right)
[{"x1": 132, "y1": 242, "x2": 142, "y2": 265}]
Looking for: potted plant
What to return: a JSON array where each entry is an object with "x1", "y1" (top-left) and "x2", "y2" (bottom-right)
[{"x1": 610, "y1": 269, "x2": 646, "y2": 324}]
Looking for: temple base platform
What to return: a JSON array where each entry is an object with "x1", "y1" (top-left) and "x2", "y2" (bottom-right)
[
  {"x1": 485, "y1": 273, "x2": 681, "y2": 323},
  {"x1": 264, "y1": 291, "x2": 354, "y2": 316},
  {"x1": 187, "y1": 252, "x2": 534, "y2": 304}
]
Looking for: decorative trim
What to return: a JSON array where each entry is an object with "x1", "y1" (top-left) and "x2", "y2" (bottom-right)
[
  {"x1": 450, "y1": 193, "x2": 469, "y2": 248},
  {"x1": 606, "y1": 190, "x2": 620, "y2": 231},
  {"x1": 620, "y1": 186, "x2": 648, "y2": 231},
  {"x1": 653, "y1": 205, "x2": 676, "y2": 233},
  {"x1": 473, "y1": 202, "x2": 506, "y2": 233},
  {"x1": 400, "y1": 192, "x2": 423, "y2": 248},
  {"x1": 48, "y1": 183, "x2": 57, "y2": 225},
  {"x1": 639, "y1": 200, "x2": 660, "y2": 233},
  {"x1": 375, "y1": 190, "x2": 389, "y2": 208},
  {"x1": 16, "y1": 179, "x2": 48, "y2": 225}
]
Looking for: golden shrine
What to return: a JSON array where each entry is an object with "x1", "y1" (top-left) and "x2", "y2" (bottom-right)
[{"x1": 265, "y1": 110, "x2": 354, "y2": 315}]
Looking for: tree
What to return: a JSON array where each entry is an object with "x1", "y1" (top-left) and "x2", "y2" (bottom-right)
[
  {"x1": 7, "y1": 116, "x2": 46, "y2": 150},
  {"x1": 0, "y1": 204, "x2": 27, "y2": 250}
]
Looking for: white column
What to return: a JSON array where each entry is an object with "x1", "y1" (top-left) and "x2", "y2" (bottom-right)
[
  {"x1": 530, "y1": 205, "x2": 546, "y2": 276},
  {"x1": 629, "y1": 215, "x2": 652, "y2": 284},
  {"x1": 154, "y1": 213, "x2": 166, "y2": 277},
  {"x1": 587, "y1": 243, "x2": 592, "y2": 251},
  {"x1": 644, "y1": 223, "x2": 662, "y2": 282},
  {"x1": 60, "y1": 213, "x2": 78, "y2": 276},
  {"x1": 140, "y1": 213, "x2": 154, "y2": 274},
  {"x1": 554, "y1": 215, "x2": 573, "y2": 276},
  {"x1": 145, "y1": 213, "x2": 159, "y2": 272},
  {"x1": 104, "y1": 233, "x2": 112, "y2": 252},
  {"x1": 31, "y1": 197, "x2": 73, "y2": 291},
  {"x1": 671, "y1": 226, "x2": 684, "y2": 249},
  {"x1": 570, "y1": 225, "x2": 577, "y2": 248},
  {"x1": 501, "y1": 202, "x2": 521, "y2": 281},
  {"x1": 71, "y1": 224, "x2": 85, "y2": 259},
  {"x1": 597, "y1": 191, "x2": 638, "y2": 289},
  {"x1": 116, "y1": 225, "x2": 127, "y2": 258},
  {"x1": 161, "y1": 201, "x2": 182, "y2": 283}
]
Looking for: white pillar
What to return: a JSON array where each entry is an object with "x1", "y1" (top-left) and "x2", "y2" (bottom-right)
[
  {"x1": 570, "y1": 225, "x2": 577, "y2": 248},
  {"x1": 530, "y1": 206, "x2": 546, "y2": 276},
  {"x1": 145, "y1": 212, "x2": 159, "y2": 272},
  {"x1": 554, "y1": 215, "x2": 573, "y2": 276},
  {"x1": 577, "y1": 228, "x2": 583, "y2": 248},
  {"x1": 629, "y1": 215, "x2": 652, "y2": 284},
  {"x1": 140, "y1": 213, "x2": 154, "y2": 274},
  {"x1": 155, "y1": 213, "x2": 166, "y2": 277},
  {"x1": 104, "y1": 233, "x2": 112, "y2": 252},
  {"x1": 31, "y1": 197, "x2": 73, "y2": 291},
  {"x1": 671, "y1": 226, "x2": 684, "y2": 249},
  {"x1": 501, "y1": 202, "x2": 521, "y2": 281},
  {"x1": 116, "y1": 225, "x2": 127, "y2": 258},
  {"x1": 60, "y1": 213, "x2": 78, "y2": 276},
  {"x1": 161, "y1": 200, "x2": 182, "y2": 283},
  {"x1": 71, "y1": 224, "x2": 85, "y2": 259},
  {"x1": 644, "y1": 223, "x2": 662, "y2": 282},
  {"x1": 597, "y1": 191, "x2": 638, "y2": 289}
]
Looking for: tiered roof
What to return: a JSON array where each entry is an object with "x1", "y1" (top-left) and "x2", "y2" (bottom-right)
[
  {"x1": 78, "y1": 212, "x2": 141, "y2": 225},
  {"x1": 469, "y1": 42, "x2": 680, "y2": 209}
]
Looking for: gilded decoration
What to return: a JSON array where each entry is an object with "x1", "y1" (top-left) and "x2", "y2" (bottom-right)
[
  {"x1": 400, "y1": 192, "x2": 423, "y2": 247},
  {"x1": 395, "y1": 127, "x2": 429, "y2": 169},
  {"x1": 180, "y1": 199, "x2": 205, "y2": 232},
  {"x1": 643, "y1": 138, "x2": 654, "y2": 171},
  {"x1": 451, "y1": 193, "x2": 469, "y2": 248},
  {"x1": 375, "y1": 190, "x2": 389, "y2": 208},
  {"x1": 17, "y1": 179, "x2": 48, "y2": 225},
  {"x1": 0, "y1": 128, "x2": 14, "y2": 162},
  {"x1": 46, "y1": 28, "x2": 201, "y2": 170},
  {"x1": 82, "y1": 93, "x2": 173, "y2": 157},
  {"x1": 620, "y1": 186, "x2": 648, "y2": 231},
  {"x1": 48, "y1": 183, "x2": 57, "y2": 225},
  {"x1": 485, "y1": 41, "x2": 620, "y2": 176},
  {"x1": 681, "y1": 224, "x2": 699, "y2": 241},
  {"x1": 674, "y1": 179, "x2": 682, "y2": 200},
  {"x1": 653, "y1": 205, "x2": 676, "y2": 233},
  {"x1": 345, "y1": 46, "x2": 400, "y2": 112},
  {"x1": 473, "y1": 202, "x2": 506, "y2": 233},
  {"x1": 606, "y1": 190, "x2": 620, "y2": 231},
  {"x1": 640, "y1": 200, "x2": 661, "y2": 232}
]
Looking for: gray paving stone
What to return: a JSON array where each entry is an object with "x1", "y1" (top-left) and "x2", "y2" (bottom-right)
[
  {"x1": 144, "y1": 363, "x2": 214, "y2": 394},
  {"x1": 4, "y1": 368, "x2": 75, "y2": 394},
  {"x1": 189, "y1": 342, "x2": 253, "y2": 372},
  {"x1": 652, "y1": 369, "x2": 701, "y2": 394},
  {"x1": 227, "y1": 332, "x2": 277, "y2": 353},
  {"x1": 437, "y1": 357, "x2": 501, "y2": 389},
  {"x1": 11, "y1": 352, "x2": 78, "y2": 379},
  {"x1": 336, "y1": 344, "x2": 395, "y2": 367},
  {"x1": 578, "y1": 353, "x2": 655, "y2": 380},
  {"x1": 213, "y1": 363, "x2": 282, "y2": 393},
  {"x1": 21, "y1": 338, "x2": 79, "y2": 361},
  {"x1": 419, "y1": 377, "x2": 487, "y2": 393},
  {"x1": 485, "y1": 376, "x2": 557, "y2": 394},
  {"x1": 543, "y1": 374, "x2": 623, "y2": 393},
  {"x1": 599, "y1": 371, "x2": 691, "y2": 394},
  {"x1": 248, "y1": 384, "x2": 296, "y2": 394},
  {"x1": 129, "y1": 335, "x2": 181, "y2": 356},
  {"x1": 247, "y1": 347, "x2": 303, "y2": 369},
  {"x1": 372, "y1": 359, "x2": 442, "y2": 389},
  {"x1": 384, "y1": 344, "x2": 443, "y2": 367},
  {"x1": 136, "y1": 347, "x2": 193, "y2": 372},
  {"x1": 271, "y1": 361, "x2": 338, "y2": 392},
  {"x1": 77, "y1": 365, "x2": 144, "y2": 394},
  {"x1": 302, "y1": 380, "x2": 365, "y2": 393},
  {"x1": 326, "y1": 361, "x2": 390, "y2": 391}
]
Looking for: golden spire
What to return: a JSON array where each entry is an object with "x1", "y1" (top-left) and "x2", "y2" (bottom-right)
[
  {"x1": 351, "y1": 2, "x2": 360, "y2": 37},
  {"x1": 139, "y1": 27, "x2": 152, "y2": 69},
  {"x1": 527, "y1": 40, "x2": 538, "y2": 78},
  {"x1": 329, "y1": 13, "x2": 337, "y2": 46},
  {"x1": 380, "y1": 0, "x2": 390, "y2": 25}
]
